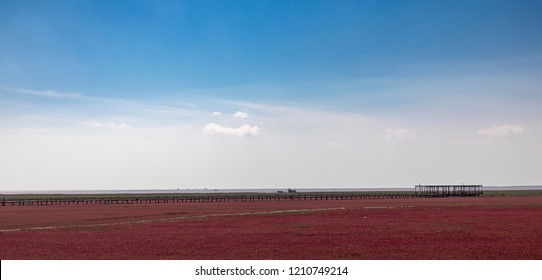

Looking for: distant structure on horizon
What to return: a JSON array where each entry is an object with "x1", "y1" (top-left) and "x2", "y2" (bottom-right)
[
  {"x1": 415, "y1": 184, "x2": 483, "y2": 197},
  {"x1": 277, "y1": 187, "x2": 297, "y2": 193}
]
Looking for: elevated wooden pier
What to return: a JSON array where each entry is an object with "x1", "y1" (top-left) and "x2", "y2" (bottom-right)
[
  {"x1": 1, "y1": 185, "x2": 484, "y2": 206},
  {"x1": 1, "y1": 192, "x2": 415, "y2": 206},
  {"x1": 415, "y1": 184, "x2": 483, "y2": 197}
]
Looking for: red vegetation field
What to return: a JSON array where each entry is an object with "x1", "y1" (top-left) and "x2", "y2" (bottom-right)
[{"x1": 1, "y1": 196, "x2": 541, "y2": 259}]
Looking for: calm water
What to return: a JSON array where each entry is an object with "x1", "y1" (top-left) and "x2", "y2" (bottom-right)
[
  {"x1": 1, "y1": 187, "x2": 410, "y2": 195},
  {"x1": 1, "y1": 185, "x2": 541, "y2": 195}
]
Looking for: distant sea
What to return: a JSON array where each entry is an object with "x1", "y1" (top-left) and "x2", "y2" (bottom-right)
[{"x1": 1, "y1": 185, "x2": 541, "y2": 195}]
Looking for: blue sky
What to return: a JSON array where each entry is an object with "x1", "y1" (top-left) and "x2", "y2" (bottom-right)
[{"x1": 1, "y1": 1, "x2": 542, "y2": 190}]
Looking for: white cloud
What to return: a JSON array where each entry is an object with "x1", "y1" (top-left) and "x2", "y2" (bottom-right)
[
  {"x1": 212, "y1": 112, "x2": 223, "y2": 116},
  {"x1": 478, "y1": 124, "x2": 525, "y2": 137},
  {"x1": 233, "y1": 111, "x2": 248, "y2": 118},
  {"x1": 0, "y1": 85, "x2": 86, "y2": 100},
  {"x1": 386, "y1": 128, "x2": 415, "y2": 142},
  {"x1": 202, "y1": 123, "x2": 260, "y2": 136}
]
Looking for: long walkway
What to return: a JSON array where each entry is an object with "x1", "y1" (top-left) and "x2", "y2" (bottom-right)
[{"x1": 1, "y1": 191, "x2": 482, "y2": 206}]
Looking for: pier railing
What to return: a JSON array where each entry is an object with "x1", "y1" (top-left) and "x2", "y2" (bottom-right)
[
  {"x1": 415, "y1": 185, "x2": 483, "y2": 197},
  {"x1": 1, "y1": 190, "x2": 480, "y2": 206}
]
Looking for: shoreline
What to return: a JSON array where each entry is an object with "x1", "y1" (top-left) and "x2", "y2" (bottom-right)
[{"x1": 1, "y1": 185, "x2": 541, "y2": 195}]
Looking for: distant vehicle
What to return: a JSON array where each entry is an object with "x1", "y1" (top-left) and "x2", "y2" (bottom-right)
[{"x1": 277, "y1": 188, "x2": 296, "y2": 193}]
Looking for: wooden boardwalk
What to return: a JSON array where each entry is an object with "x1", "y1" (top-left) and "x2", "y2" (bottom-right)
[
  {"x1": 0, "y1": 190, "x2": 481, "y2": 207},
  {"x1": 415, "y1": 184, "x2": 483, "y2": 197}
]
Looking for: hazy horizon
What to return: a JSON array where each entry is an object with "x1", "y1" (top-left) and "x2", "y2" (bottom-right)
[
  {"x1": 3, "y1": 185, "x2": 542, "y2": 195},
  {"x1": 2, "y1": 1, "x2": 542, "y2": 191}
]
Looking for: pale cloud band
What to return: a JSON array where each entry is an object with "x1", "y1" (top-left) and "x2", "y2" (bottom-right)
[
  {"x1": 2, "y1": 88, "x2": 542, "y2": 189},
  {"x1": 202, "y1": 123, "x2": 261, "y2": 136},
  {"x1": 233, "y1": 111, "x2": 249, "y2": 118},
  {"x1": 478, "y1": 124, "x2": 525, "y2": 137},
  {"x1": 386, "y1": 128, "x2": 415, "y2": 142},
  {"x1": 1, "y1": 85, "x2": 87, "y2": 100},
  {"x1": 91, "y1": 122, "x2": 130, "y2": 129},
  {"x1": 211, "y1": 111, "x2": 248, "y2": 118}
]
